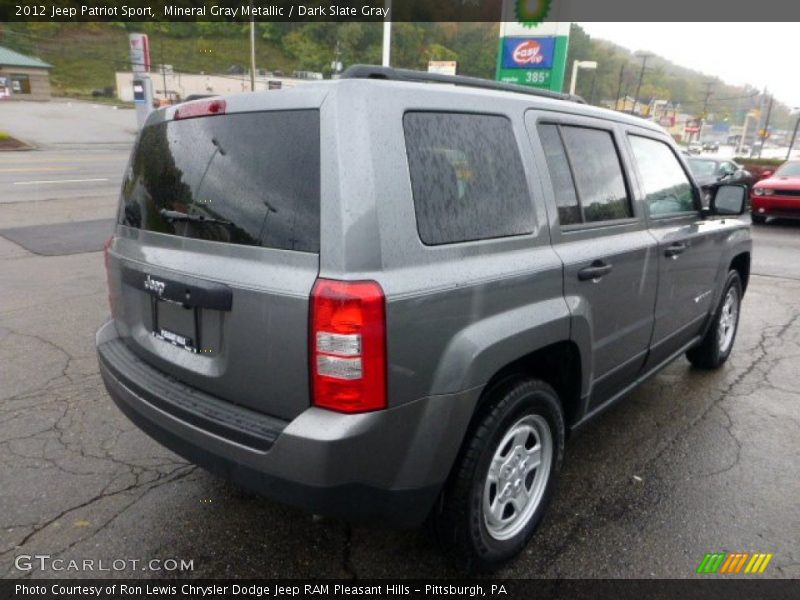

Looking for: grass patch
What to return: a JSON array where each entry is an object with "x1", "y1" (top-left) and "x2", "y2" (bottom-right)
[
  {"x1": 0, "y1": 132, "x2": 30, "y2": 150},
  {"x1": 10, "y1": 26, "x2": 297, "y2": 97}
]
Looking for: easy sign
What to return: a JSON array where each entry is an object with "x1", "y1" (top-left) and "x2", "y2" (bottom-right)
[{"x1": 502, "y1": 37, "x2": 556, "y2": 70}]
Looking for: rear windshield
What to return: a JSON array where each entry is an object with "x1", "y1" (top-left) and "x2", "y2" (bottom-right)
[{"x1": 119, "y1": 110, "x2": 320, "y2": 252}]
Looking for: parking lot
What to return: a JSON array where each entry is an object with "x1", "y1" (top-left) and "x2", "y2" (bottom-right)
[{"x1": 1, "y1": 102, "x2": 798, "y2": 579}]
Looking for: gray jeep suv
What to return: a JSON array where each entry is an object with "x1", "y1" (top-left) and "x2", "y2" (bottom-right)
[{"x1": 97, "y1": 66, "x2": 751, "y2": 570}]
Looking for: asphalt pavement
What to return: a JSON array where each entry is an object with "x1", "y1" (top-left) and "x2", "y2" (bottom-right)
[
  {"x1": 0, "y1": 110, "x2": 798, "y2": 579},
  {"x1": 0, "y1": 149, "x2": 129, "y2": 206}
]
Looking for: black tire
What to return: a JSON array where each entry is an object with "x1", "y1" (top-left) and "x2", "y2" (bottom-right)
[
  {"x1": 751, "y1": 213, "x2": 767, "y2": 224},
  {"x1": 433, "y1": 378, "x2": 565, "y2": 572},
  {"x1": 686, "y1": 270, "x2": 743, "y2": 369}
]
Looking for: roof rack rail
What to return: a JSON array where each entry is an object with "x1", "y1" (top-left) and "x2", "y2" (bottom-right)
[{"x1": 340, "y1": 64, "x2": 585, "y2": 104}]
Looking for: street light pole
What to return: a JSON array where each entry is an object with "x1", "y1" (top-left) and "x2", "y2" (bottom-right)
[
  {"x1": 249, "y1": 0, "x2": 256, "y2": 91},
  {"x1": 737, "y1": 112, "x2": 751, "y2": 157},
  {"x1": 569, "y1": 60, "x2": 597, "y2": 97},
  {"x1": 382, "y1": 0, "x2": 392, "y2": 67},
  {"x1": 696, "y1": 80, "x2": 714, "y2": 143}
]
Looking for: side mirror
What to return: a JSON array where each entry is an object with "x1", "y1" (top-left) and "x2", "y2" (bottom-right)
[
  {"x1": 710, "y1": 184, "x2": 747, "y2": 216},
  {"x1": 759, "y1": 169, "x2": 774, "y2": 180}
]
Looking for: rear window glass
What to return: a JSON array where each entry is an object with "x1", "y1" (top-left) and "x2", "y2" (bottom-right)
[
  {"x1": 403, "y1": 112, "x2": 534, "y2": 245},
  {"x1": 120, "y1": 110, "x2": 320, "y2": 252}
]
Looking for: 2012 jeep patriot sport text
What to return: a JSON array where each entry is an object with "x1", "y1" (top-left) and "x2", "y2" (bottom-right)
[{"x1": 97, "y1": 66, "x2": 752, "y2": 570}]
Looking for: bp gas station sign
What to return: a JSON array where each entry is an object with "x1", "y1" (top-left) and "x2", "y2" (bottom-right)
[{"x1": 496, "y1": 5, "x2": 570, "y2": 93}]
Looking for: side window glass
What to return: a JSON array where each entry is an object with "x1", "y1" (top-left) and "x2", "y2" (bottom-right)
[
  {"x1": 628, "y1": 135, "x2": 696, "y2": 217},
  {"x1": 559, "y1": 126, "x2": 632, "y2": 223},
  {"x1": 537, "y1": 124, "x2": 581, "y2": 225},
  {"x1": 404, "y1": 112, "x2": 534, "y2": 245}
]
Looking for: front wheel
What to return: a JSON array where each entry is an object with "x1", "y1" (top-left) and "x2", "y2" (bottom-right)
[
  {"x1": 686, "y1": 270, "x2": 742, "y2": 369},
  {"x1": 751, "y1": 213, "x2": 767, "y2": 224},
  {"x1": 433, "y1": 379, "x2": 565, "y2": 571}
]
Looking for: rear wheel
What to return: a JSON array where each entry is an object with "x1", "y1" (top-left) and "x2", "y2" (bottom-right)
[
  {"x1": 434, "y1": 379, "x2": 564, "y2": 571},
  {"x1": 751, "y1": 213, "x2": 767, "y2": 224},
  {"x1": 686, "y1": 270, "x2": 742, "y2": 369}
]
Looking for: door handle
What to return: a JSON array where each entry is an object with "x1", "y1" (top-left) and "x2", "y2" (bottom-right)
[
  {"x1": 578, "y1": 260, "x2": 613, "y2": 281},
  {"x1": 664, "y1": 242, "x2": 687, "y2": 258}
]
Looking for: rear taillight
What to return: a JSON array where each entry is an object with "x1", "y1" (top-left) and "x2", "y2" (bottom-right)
[
  {"x1": 103, "y1": 235, "x2": 116, "y2": 316},
  {"x1": 310, "y1": 279, "x2": 386, "y2": 413},
  {"x1": 174, "y1": 98, "x2": 226, "y2": 120}
]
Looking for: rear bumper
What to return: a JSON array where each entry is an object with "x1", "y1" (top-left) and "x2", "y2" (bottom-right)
[{"x1": 96, "y1": 321, "x2": 480, "y2": 527}]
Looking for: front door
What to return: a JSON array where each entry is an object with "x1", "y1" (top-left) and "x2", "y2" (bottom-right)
[{"x1": 624, "y1": 133, "x2": 722, "y2": 368}]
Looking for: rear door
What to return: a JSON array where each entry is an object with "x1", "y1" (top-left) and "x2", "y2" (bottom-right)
[
  {"x1": 107, "y1": 107, "x2": 321, "y2": 421},
  {"x1": 527, "y1": 113, "x2": 658, "y2": 411},
  {"x1": 624, "y1": 132, "x2": 720, "y2": 368}
]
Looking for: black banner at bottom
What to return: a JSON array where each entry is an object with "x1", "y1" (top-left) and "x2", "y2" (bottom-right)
[{"x1": 2, "y1": 580, "x2": 797, "y2": 600}]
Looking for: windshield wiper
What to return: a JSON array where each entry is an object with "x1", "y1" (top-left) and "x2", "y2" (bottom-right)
[{"x1": 159, "y1": 209, "x2": 232, "y2": 226}]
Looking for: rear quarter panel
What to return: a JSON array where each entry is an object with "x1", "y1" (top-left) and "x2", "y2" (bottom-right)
[{"x1": 319, "y1": 82, "x2": 570, "y2": 406}]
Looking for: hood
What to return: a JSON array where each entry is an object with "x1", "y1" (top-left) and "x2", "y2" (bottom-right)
[{"x1": 756, "y1": 175, "x2": 800, "y2": 190}]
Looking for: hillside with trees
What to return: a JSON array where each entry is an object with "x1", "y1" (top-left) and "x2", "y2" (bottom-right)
[{"x1": 0, "y1": 22, "x2": 792, "y2": 128}]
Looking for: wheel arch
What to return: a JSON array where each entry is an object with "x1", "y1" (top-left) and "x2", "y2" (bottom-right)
[
  {"x1": 730, "y1": 252, "x2": 750, "y2": 293},
  {"x1": 469, "y1": 340, "x2": 583, "y2": 434}
]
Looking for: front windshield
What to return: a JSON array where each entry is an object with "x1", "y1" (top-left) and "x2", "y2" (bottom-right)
[
  {"x1": 688, "y1": 159, "x2": 718, "y2": 177},
  {"x1": 774, "y1": 162, "x2": 800, "y2": 177}
]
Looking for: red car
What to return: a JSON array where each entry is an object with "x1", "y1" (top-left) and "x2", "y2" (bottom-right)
[{"x1": 751, "y1": 161, "x2": 800, "y2": 224}]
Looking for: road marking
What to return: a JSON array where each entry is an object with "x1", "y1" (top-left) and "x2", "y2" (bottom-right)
[
  {"x1": 0, "y1": 166, "x2": 74, "y2": 173},
  {"x1": 0, "y1": 155, "x2": 129, "y2": 164},
  {"x1": 13, "y1": 178, "x2": 110, "y2": 185}
]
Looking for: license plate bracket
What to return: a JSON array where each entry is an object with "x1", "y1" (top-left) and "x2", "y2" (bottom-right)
[{"x1": 152, "y1": 297, "x2": 201, "y2": 353}]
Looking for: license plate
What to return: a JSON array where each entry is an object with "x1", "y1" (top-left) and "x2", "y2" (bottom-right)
[
  {"x1": 156, "y1": 327, "x2": 195, "y2": 352},
  {"x1": 152, "y1": 298, "x2": 199, "y2": 353}
]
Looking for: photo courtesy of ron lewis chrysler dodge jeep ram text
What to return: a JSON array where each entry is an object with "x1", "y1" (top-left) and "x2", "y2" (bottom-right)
[{"x1": 97, "y1": 66, "x2": 752, "y2": 571}]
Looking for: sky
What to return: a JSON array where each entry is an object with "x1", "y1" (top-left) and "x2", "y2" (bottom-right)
[{"x1": 578, "y1": 23, "x2": 799, "y2": 108}]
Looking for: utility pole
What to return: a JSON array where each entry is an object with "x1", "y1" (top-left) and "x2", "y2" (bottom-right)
[
  {"x1": 631, "y1": 53, "x2": 653, "y2": 115},
  {"x1": 758, "y1": 93, "x2": 773, "y2": 158},
  {"x1": 160, "y1": 36, "x2": 167, "y2": 103},
  {"x1": 698, "y1": 80, "x2": 714, "y2": 143},
  {"x1": 787, "y1": 109, "x2": 800, "y2": 161},
  {"x1": 614, "y1": 63, "x2": 625, "y2": 111},
  {"x1": 249, "y1": 0, "x2": 256, "y2": 91},
  {"x1": 331, "y1": 39, "x2": 343, "y2": 75},
  {"x1": 701, "y1": 81, "x2": 714, "y2": 116}
]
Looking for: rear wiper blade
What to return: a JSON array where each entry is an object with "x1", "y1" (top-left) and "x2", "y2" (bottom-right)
[{"x1": 159, "y1": 209, "x2": 232, "y2": 226}]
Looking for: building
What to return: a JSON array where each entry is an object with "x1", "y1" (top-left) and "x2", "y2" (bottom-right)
[
  {"x1": 0, "y1": 46, "x2": 52, "y2": 101},
  {"x1": 115, "y1": 68, "x2": 320, "y2": 103},
  {"x1": 606, "y1": 96, "x2": 641, "y2": 115}
]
